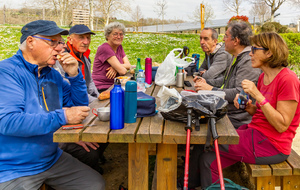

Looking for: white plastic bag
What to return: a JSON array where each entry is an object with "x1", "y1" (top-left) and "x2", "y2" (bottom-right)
[
  {"x1": 155, "y1": 48, "x2": 195, "y2": 86},
  {"x1": 157, "y1": 86, "x2": 182, "y2": 113}
]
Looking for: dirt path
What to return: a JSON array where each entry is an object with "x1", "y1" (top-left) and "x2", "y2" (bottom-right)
[{"x1": 101, "y1": 126, "x2": 300, "y2": 190}]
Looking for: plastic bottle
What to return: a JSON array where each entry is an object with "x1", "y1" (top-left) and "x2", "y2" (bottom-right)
[
  {"x1": 176, "y1": 67, "x2": 184, "y2": 88},
  {"x1": 135, "y1": 58, "x2": 141, "y2": 80},
  {"x1": 110, "y1": 79, "x2": 124, "y2": 130},
  {"x1": 137, "y1": 69, "x2": 146, "y2": 92},
  {"x1": 145, "y1": 58, "x2": 152, "y2": 85},
  {"x1": 124, "y1": 81, "x2": 137, "y2": 123},
  {"x1": 238, "y1": 89, "x2": 249, "y2": 110}
]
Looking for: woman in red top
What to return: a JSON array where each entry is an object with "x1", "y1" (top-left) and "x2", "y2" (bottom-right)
[
  {"x1": 92, "y1": 22, "x2": 131, "y2": 93},
  {"x1": 188, "y1": 32, "x2": 300, "y2": 189}
]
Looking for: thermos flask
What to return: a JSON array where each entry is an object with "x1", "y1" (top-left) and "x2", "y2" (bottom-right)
[
  {"x1": 110, "y1": 79, "x2": 124, "y2": 130},
  {"x1": 145, "y1": 58, "x2": 152, "y2": 85},
  {"x1": 176, "y1": 67, "x2": 184, "y2": 88},
  {"x1": 124, "y1": 81, "x2": 137, "y2": 123}
]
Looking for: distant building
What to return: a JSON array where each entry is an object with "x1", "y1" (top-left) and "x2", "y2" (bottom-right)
[{"x1": 127, "y1": 18, "x2": 258, "y2": 34}]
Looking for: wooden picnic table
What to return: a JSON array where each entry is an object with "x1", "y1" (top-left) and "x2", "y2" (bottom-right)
[{"x1": 53, "y1": 75, "x2": 239, "y2": 190}]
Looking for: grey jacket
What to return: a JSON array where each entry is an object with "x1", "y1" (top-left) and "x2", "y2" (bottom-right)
[
  {"x1": 199, "y1": 43, "x2": 232, "y2": 87},
  {"x1": 54, "y1": 55, "x2": 99, "y2": 103},
  {"x1": 212, "y1": 46, "x2": 261, "y2": 128}
]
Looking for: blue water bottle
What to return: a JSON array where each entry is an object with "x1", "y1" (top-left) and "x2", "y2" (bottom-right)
[
  {"x1": 124, "y1": 81, "x2": 137, "y2": 123},
  {"x1": 110, "y1": 79, "x2": 124, "y2": 130}
]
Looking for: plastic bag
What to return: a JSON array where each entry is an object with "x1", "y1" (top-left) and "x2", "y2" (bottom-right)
[
  {"x1": 155, "y1": 48, "x2": 195, "y2": 86},
  {"x1": 158, "y1": 87, "x2": 228, "y2": 123}
]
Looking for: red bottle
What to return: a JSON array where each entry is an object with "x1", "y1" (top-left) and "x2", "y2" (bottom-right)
[{"x1": 145, "y1": 58, "x2": 152, "y2": 85}]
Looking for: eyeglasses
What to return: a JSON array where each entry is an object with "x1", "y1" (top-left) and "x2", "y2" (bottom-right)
[
  {"x1": 112, "y1": 33, "x2": 124, "y2": 37},
  {"x1": 251, "y1": 46, "x2": 268, "y2": 54},
  {"x1": 32, "y1": 35, "x2": 65, "y2": 47}
]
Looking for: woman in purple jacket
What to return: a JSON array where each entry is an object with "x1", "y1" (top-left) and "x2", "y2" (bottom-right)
[{"x1": 92, "y1": 22, "x2": 131, "y2": 93}]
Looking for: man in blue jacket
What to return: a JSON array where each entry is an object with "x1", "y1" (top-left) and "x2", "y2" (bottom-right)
[{"x1": 0, "y1": 20, "x2": 105, "y2": 190}]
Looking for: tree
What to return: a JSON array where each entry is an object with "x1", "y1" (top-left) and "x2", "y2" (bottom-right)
[
  {"x1": 96, "y1": 0, "x2": 131, "y2": 26},
  {"x1": 249, "y1": 0, "x2": 270, "y2": 24},
  {"x1": 154, "y1": 0, "x2": 168, "y2": 32},
  {"x1": 263, "y1": 0, "x2": 287, "y2": 21},
  {"x1": 131, "y1": 5, "x2": 143, "y2": 32},
  {"x1": 189, "y1": 1, "x2": 215, "y2": 25},
  {"x1": 31, "y1": 0, "x2": 74, "y2": 26},
  {"x1": 89, "y1": 0, "x2": 94, "y2": 30},
  {"x1": 223, "y1": 0, "x2": 243, "y2": 15}
]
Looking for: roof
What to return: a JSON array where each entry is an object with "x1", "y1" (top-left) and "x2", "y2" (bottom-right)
[{"x1": 128, "y1": 18, "x2": 257, "y2": 33}]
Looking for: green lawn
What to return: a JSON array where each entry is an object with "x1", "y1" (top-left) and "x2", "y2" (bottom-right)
[
  {"x1": 0, "y1": 25, "x2": 206, "y2": 68},
  {"x1": 0, "y1": 25, "x2": 299, "y2": 76}
]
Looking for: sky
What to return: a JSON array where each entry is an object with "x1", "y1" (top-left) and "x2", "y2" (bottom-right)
[{"x1": 1, "y1": 0, "x2": 299, "y2": 25}]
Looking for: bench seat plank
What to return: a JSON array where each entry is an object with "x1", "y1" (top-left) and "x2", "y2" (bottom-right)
[
  {"x1": 287, "y1": 149, "x2": 300, "y2": 175},
  {"x1": 270, "y1": 161, "x2": 292, "y2": 176}
]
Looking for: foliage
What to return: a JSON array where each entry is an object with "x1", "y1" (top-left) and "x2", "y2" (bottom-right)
[
  {"x1": 259, "y1": 22, "x2": 289, "y2": 33},
  {"x1": 228, "y1": 15, "x2": 249, "y2": 24},
  {"x1": 280, "y1": 33, "x2": 300, "y2": 75}
]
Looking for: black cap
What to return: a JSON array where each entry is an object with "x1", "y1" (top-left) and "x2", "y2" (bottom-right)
[
  {"x1": 69, "y1": 25, "x2": 96, "y2": 35},
  {"x1": 20, "y1": 20, "x2": 69, "y2": 44}
]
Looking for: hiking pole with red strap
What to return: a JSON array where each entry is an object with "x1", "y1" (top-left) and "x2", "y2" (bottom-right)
[
  {"x1": 183, "y1": 107, "x2": 193, "y2": 190},
  {"x1": 210, "y1": 117, "x2": 225, "y2": 190}
]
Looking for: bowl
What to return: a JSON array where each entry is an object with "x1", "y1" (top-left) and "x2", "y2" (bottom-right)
[
  {"x1": 116, "y1": 76, "x2": 131, "y2": 86},
  {"x1": 92, "y1": 107, "x2": 110, "y2": 121}
]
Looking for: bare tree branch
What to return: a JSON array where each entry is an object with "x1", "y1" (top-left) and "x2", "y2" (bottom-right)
[
  {"x1": 223, "y1": 0, "x2": 243, "y2": 15},
  {"x1": 264, "y1": 0, "x2": 287, "y2": 21},
  {"x1": 189, "y1": 1, "x2": 215, "y2": 25},
  {"x1": 249, "y1": 0, "x2": 270, "y2": 24},
  {"x1": 154, "y1": 0, "x2": 168, "y2": 32},
  {"x1": 131, "y1": 5, "x2": 143, "y2": 31}
]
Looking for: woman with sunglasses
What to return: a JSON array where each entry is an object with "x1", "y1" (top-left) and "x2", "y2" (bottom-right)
[
  {"x1": 92, "y1": 22, "x2": 131, "y2": 93},
  {"x1": 189, "y1": 32, "x2": 300, "y2": 189}
]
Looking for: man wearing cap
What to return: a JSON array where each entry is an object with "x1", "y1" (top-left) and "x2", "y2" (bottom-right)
[
  {"x1": 53, "y1": 24, "x2": 99, "y2": 103},
  {"x1": 0, "y1": 20, "x2": 105, "y2": 189},
  {"x1": 54, "y1": 24, "x2": 107, "y2": 175}
]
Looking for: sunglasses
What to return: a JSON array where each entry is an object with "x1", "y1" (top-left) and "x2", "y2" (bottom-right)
[
  {"x1": 32, "y1": 35, "x2": 65, "y2": 47},
  {"x1": 251, "y1": 46, "x2": 268, "y2": 54}
]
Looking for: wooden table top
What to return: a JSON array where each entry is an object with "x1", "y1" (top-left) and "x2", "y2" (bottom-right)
[{"x1": 53, "y1": 76, "x2": 239, "y2": 145}]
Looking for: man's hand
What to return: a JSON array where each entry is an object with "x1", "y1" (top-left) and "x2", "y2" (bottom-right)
[
  {"x1": 75, "y1": 141, "x2": 99, "y2": 152},
  {"x1": 106, "y1": 67, "x2": 117, "y2": 79},
  {"x1": 194, "y1": 79, "x2": 213, "y2": 91},
  {"x1": 58, "y1": 52, "x2": 79, "y2": 77},
  {"x1": 64, "y1": 106, "x2": 90, "y2": 124},
  {"x1": 199, "y1": 69, "x2": 206, "y2": 76}
]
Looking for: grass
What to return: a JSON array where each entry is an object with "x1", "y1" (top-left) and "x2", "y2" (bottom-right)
[
  {"x1": 0, "y1": 25, "x2": 205, "y2": 67},
  {"x1": 0, "y1": 25, "x2": 299, "y2": 76}
]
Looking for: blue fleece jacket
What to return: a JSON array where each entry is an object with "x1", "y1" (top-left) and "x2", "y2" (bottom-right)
[{"x1": 0, "y1": 50, "x2": 89, "y2": 183}]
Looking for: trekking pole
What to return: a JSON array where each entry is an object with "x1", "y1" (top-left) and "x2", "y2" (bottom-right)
[
  {"x1": 210, "y1": 117, "x2": 225, "y2": 190},
  {"x1": 183, "y1": 107, "x2": 193, "y2": 190}
]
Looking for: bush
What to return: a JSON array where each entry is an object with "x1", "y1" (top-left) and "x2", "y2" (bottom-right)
[
  {"x1": 259, "y1": 22, "x2": 289, "y2": 33},
  {"x1": 280, "y1": 33, "x2": 300, "y2": 75}
]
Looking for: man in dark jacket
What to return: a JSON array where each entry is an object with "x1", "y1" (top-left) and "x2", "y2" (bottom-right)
[
  {"x1": 194, "y1": 22, "x2": 261, "y2": 128},
  {"x1": 0, "y1": 20, "x2": 105, "y2": 190},
  {"x1": 54, "y1": 25, "x2": 107, "y2": 175},
  {"x1": 198, "y1": 28, "x2": 232, "y2": 87}
]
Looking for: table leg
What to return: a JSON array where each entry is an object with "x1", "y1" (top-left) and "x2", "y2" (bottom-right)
[
  {"x1": 128, "y1": 143, "x2": 149, "y2": 190},
  {"x1": 157, "y1": 143, "x2": 177, "y2": 190}
]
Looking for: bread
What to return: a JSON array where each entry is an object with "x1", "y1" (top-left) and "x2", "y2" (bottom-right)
[
  {"x1": 98, "y1": 90, "x2": 110, "y2": 100},
  {"x1": 57, "y1": 54, "x2": 62, "y2": 59}
]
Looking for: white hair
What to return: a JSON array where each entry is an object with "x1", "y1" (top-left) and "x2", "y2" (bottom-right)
[{"x1": 19, "y1": 41, "x2": 27, "y2": 51}]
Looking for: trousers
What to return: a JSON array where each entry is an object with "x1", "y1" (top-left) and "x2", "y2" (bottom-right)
[{"x1": 0, "y1": 152, "x2": 105, "y2": 190}]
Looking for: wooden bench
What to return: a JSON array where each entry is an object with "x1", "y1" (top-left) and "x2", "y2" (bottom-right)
[{"x1": 245, "y1": 149, "x2": 300, "y2": 190}]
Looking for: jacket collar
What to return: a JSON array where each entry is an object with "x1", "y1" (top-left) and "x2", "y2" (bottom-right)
[{"x1": 16, "y1": 49, "x2": 51, "y2": 78}]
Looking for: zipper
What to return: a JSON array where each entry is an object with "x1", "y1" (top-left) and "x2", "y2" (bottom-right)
[{"x1": 252, "y1": 129, "x2": 257, "y2": 158}]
